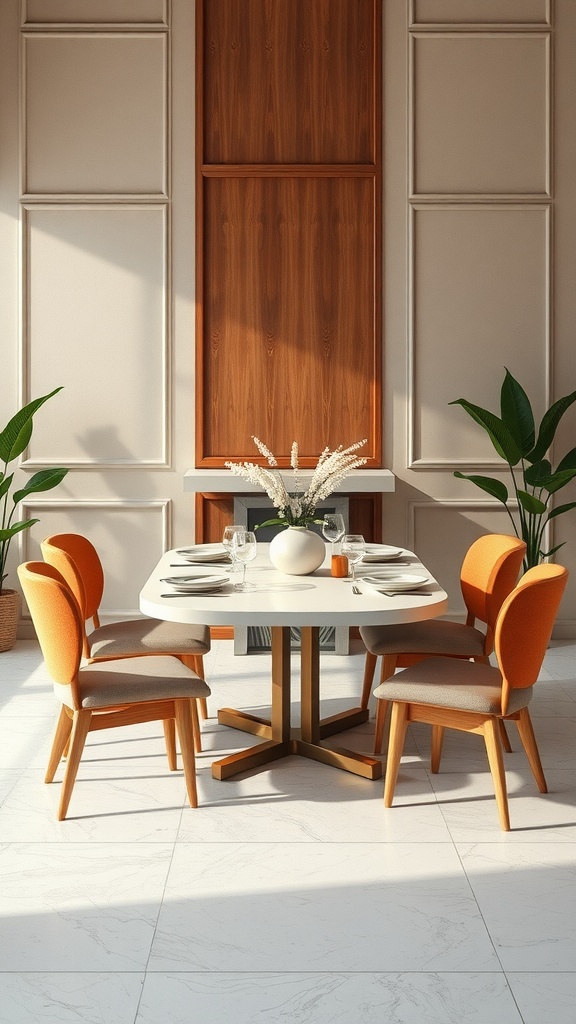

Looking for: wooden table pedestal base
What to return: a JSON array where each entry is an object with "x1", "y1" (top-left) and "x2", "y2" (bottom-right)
[{"x1": 211, "y1": 626, "x2": 383, "y2": 782}]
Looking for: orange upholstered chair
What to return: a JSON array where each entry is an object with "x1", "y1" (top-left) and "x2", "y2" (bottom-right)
[
  {"x1": 41, "y1": 533, "x2": 211, "y2": 745},
  {"x1": 359, "y1": 533, "x2": 526, "y2": 753},
  {"x1": 377, "y1": 563, "x2": 568, "y2": 830},
  {"x1": 18, "y1": 561, "x2": 210, "y2": 820}
]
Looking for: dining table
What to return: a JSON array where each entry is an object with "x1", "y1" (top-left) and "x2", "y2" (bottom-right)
[{"x1": 139, "y1": 544, "x2": 448, "y2": 783}]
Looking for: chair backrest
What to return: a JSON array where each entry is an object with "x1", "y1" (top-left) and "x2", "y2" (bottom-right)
[
  {"x1": 460, "y1": 533, "x2": 526, "y2": 650},
  {"x1": 496, "y1": 562, "x2": 568, "y2": 713},
  {"x1": 41, "y1": 533, "x2": 105, "y2": 626},
  {"x1": 17, "y1": 561, "x2": 83, "y2": 703}
]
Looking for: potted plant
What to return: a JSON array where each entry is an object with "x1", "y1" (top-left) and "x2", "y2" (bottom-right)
[
  {"x1": 450, "y1": 368, "x2": 576, "y2": 570},
  {"x1": 0, "y1": 388, "x2": 68, "y2": 651}
]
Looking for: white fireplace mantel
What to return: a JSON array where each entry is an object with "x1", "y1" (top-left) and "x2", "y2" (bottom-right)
[{"x1": 184, "y1": 468, "x2": 395, "y2": 493}]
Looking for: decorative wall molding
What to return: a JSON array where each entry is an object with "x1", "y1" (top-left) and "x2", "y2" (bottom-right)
[
  {"x1": 409, "y1": 0, "x2": 552, "y2": 31},
  {"x1": 407, "y1": 203, "x2": 552, "y2": 470},
  {"x1": 20, "y1": 30, "x2": 169, "y2": 198},
  {"x1": 19, "y1": 498, "x2": 171, "y2": 619},
  {"x1": 409, "y1": 31, "x2": 552, "y2": 200},
  {"x1": 21, "y1": 0, "x2": 169, "y2": 29},
  {"x1": 19, "y1": 203, "x2": 172, "y2": 469}
]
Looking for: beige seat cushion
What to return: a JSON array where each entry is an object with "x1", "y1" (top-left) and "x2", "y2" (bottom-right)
[
  {"x1": 359, "y1": 619, "x2": 485, "y2": 657},
  {"x1": 374, "y1": 656, "x2": 532, "y2": 716},
  {"x1": 54, "y1": 654, "x2": 211, "y2": 710},
  {"x1": 88, "y1": 617, "x2": 210, "y2": 659}
]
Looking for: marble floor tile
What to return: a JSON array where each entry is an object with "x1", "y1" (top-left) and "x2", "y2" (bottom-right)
[
  {"x1": 0, "y1": 766, "x2": 187, "y2": 842},
  {"x1": 149, "y1": 842, "x2": 498, "y2": 973},
  {"x1": 137, "y1": 972, "x2": 524, "y2": 1024},
  {"x1": 0, "y1": 973, "x2": 144, "y2": 1024},
  {"x1": 426, "y1": 768, "x2": 576, "y2": 842},
  {"x1": 0, "y1": 843, "x2": 173, "y2": 971},
  {"x1": 178, "y1": 758, "x2": 450, "y2": 843},
  {"x1": 506, "y1": 972, "x2": 576, "y2": 1024},
  {"x1": 457, "y1": 843, "x2": 576, "y2": 971}
]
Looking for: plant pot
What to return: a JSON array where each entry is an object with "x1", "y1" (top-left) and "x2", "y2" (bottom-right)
[
  {"x1": 268, "y1": 526, "x2": 326, "y2": 575},
  {"x1": 0, "y1": 588, "x2": 20, "y2": 652}
]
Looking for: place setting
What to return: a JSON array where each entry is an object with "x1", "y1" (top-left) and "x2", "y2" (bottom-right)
[
  {"x1": 354, "y1": 571, "x2": 432, "y2": 597},
  {"x1": 159, "y1": 572, "x2": 231, "y2": 597}
]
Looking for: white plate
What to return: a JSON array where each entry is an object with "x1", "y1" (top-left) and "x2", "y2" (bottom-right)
[
  {"x1": 361, "y1": 545, "x2": 403, "y2": 562},
  {"x1": 361, "y1": 572, "x2": 430, "y2": 592},
  {"x1": 162, "y1": 574, "x2": 229, "y2": 592},
  {"x1": 175, "y1": 544, "x2": 229, "y2": 562}
]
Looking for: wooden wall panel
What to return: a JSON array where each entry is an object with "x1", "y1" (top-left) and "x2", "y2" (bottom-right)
[
  {"x1": 200, "y1": 174, "x2": 378, "y2": 463},
  {"x1": 202, "y1": 0, "x2": 376, "y2": 164},
  {"x1": 197, "y1": 0, "x2": 382, "y2": 468}
]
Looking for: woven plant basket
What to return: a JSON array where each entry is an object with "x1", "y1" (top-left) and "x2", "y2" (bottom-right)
[{"x1": 0, "y1": 589, "x2": 20, "y2": 652}]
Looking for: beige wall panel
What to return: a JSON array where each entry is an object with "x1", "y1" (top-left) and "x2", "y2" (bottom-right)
[
  {"x1": 412, "y1": 33, "x2": 549, "y2": 195},
  {"x1": 411, "y1": 0, "x2": 550, "y2": 25},
  {"x1": 410, "y1": 501, "x2": 520, "y2": 617},
  {"x1": 23, "y1": 32, "x2": 167, "y2": 194},
  {"x1": 23, "y1": 206, "x2": 168, "y2": 466},
  {"x1": 411, "y1": 205, "x2": 549, "y2": 466},
  {"x1": 20, "y1": 500, "x2": 169, "y2": 617},
  {"x1": 23, "y1": 0, "x2": 167, "y2": 23}
]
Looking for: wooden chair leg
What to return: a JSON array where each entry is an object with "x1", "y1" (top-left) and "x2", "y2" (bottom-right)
[
  {"x1": 373, "y1": 699, "x2": 389, "y2": 754},
  {"x1": 190, "y1": 698, "x2": 202, "y2": 754},
  {"x1": 181, "y1": 654, "x2": 209, "y2": 720},
  {"x1": 163, "y1": 719, "x2": 177, "y2": 770},
  {"x1": 515, "y1": 707, "x2": 548, "y2": 793},
  {"x1": 175, "y1": 699, "x2": 198, "y2": 809},
  {"x1": 430, "y1": 725, "x2": 445, "y2": 773},
  {"x1": 483, "y1": 717, "x2": 510, "y2": 831},
  {"x1": 384, "y1": 702, "x2": 409, "y2": 807},
  {"x1": 360, "y1": 652, "x2": 377, "y2": 710},
  {"x1": 45, "y1": 706, "x2": 73, "y2": 783},
  {"x1": 58, "y1": 709, "x2": 92, "y2": 821},
  {"x1": 499, "y1": 718, "x2": 513, "y2": 753}
]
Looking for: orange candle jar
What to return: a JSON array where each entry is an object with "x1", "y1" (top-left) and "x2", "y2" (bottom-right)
[{"x1": 331, "y1": 554, "x2": 349, "y2": 578}]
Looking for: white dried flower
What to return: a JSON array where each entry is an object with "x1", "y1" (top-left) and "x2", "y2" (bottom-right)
[{"x1": 226, "y1": 438, "x2": 368, "y2": 527}]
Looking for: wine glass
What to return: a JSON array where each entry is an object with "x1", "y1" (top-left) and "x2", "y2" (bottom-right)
[
  {"x1": 322, "y1": 513, "x2": 346, "y2": 554},
  {"x1": 222, "y1": 524, "x2": 245, "y2": 573},
  {"x1": 341, "y1": 533, "x2": 365, "y2": 581},
  {"x1": 233, "y1": 530, "x2": 258, "y2": 591}
]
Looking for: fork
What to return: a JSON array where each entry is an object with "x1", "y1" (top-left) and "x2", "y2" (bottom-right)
[{"x1": 352, "y1": 585, "x2": 361, "y2": 595}]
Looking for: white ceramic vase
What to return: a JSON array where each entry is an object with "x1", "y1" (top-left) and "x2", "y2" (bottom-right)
[{"x1": 268, "y1": 526, "x2": 326, "y2": 575}]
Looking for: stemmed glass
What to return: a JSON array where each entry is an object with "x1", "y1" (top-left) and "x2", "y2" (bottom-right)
[
  {"x1": 322, "y1": 513, "x2": 346, "y2": 554},
  {"x1": 341, "y1": 533, "x2": 365, "y2": 581},
  {"x1": 222, "y1": 525, "x2": 245, "y2": 574},
  {"x1": 233, "y1": 530, "x2": 258, "y2": 591}
]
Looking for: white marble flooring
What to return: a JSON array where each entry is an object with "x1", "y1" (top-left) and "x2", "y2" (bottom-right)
[{"x1": 1, "y1": 636, "x2": 575, "y2": 1023}]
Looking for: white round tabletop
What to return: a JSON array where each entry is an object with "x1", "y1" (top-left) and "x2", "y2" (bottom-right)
[{"x1": 139, "y1": 545, "x2": 449, "y2": 627}]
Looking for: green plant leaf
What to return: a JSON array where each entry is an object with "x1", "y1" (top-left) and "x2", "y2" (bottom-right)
[
  {"x1": 524, "y1": 459, "x2": 552, "y2": 486},
  {"x1": 254, "y1": 518, "x2": 288, "y2": 530},
  {"x1": 12, "y1": 467, "x2": 68, "y2": 503},
  {"x1": 500, "y1": 368, "x2": 535, "y2": 454},
  {"x1": 539, "y1": 469, "x2": 576, "y2": 495},
  {"x1": 0, "y1": 473, "x2": 14, "y2": 500},
  {"x1": 541, "y1": 542, "x2": 566, "y2": 559},
  {"x1": 547, "y1": 501, "x2": 576, "y2": 520},
  {"x1": 0, "y1": 388, "x2": 64, "y2": 464},
  {"x1": 557, "y1": 446, "x2": 576, "y2": 472},
  {"x1": 517, "y1": 490, "x2": 547, "y2": 514},
  {"x1": 527, "y1": 390, "x2": 576, "y2": 463},
  {"x1": 449, "y1": 400, "x2": 522, "y2": 465},
  {"x1": 453, "y1": 471, "x2": 509, "y2": 503},
  {"x1": 0, "y1": 519, "x2": 38, "y2": 541}
]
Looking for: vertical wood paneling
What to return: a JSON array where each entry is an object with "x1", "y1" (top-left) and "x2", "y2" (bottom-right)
[
  {"x1": 201, "y1": 175, "x2": 377, "y2": 462},
  {"x1": 203, "y1": 0, "x2": 376, "y2": 164},
  {"x1": 197, "y1": 0, "x2": 382, "y2": 467}
]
